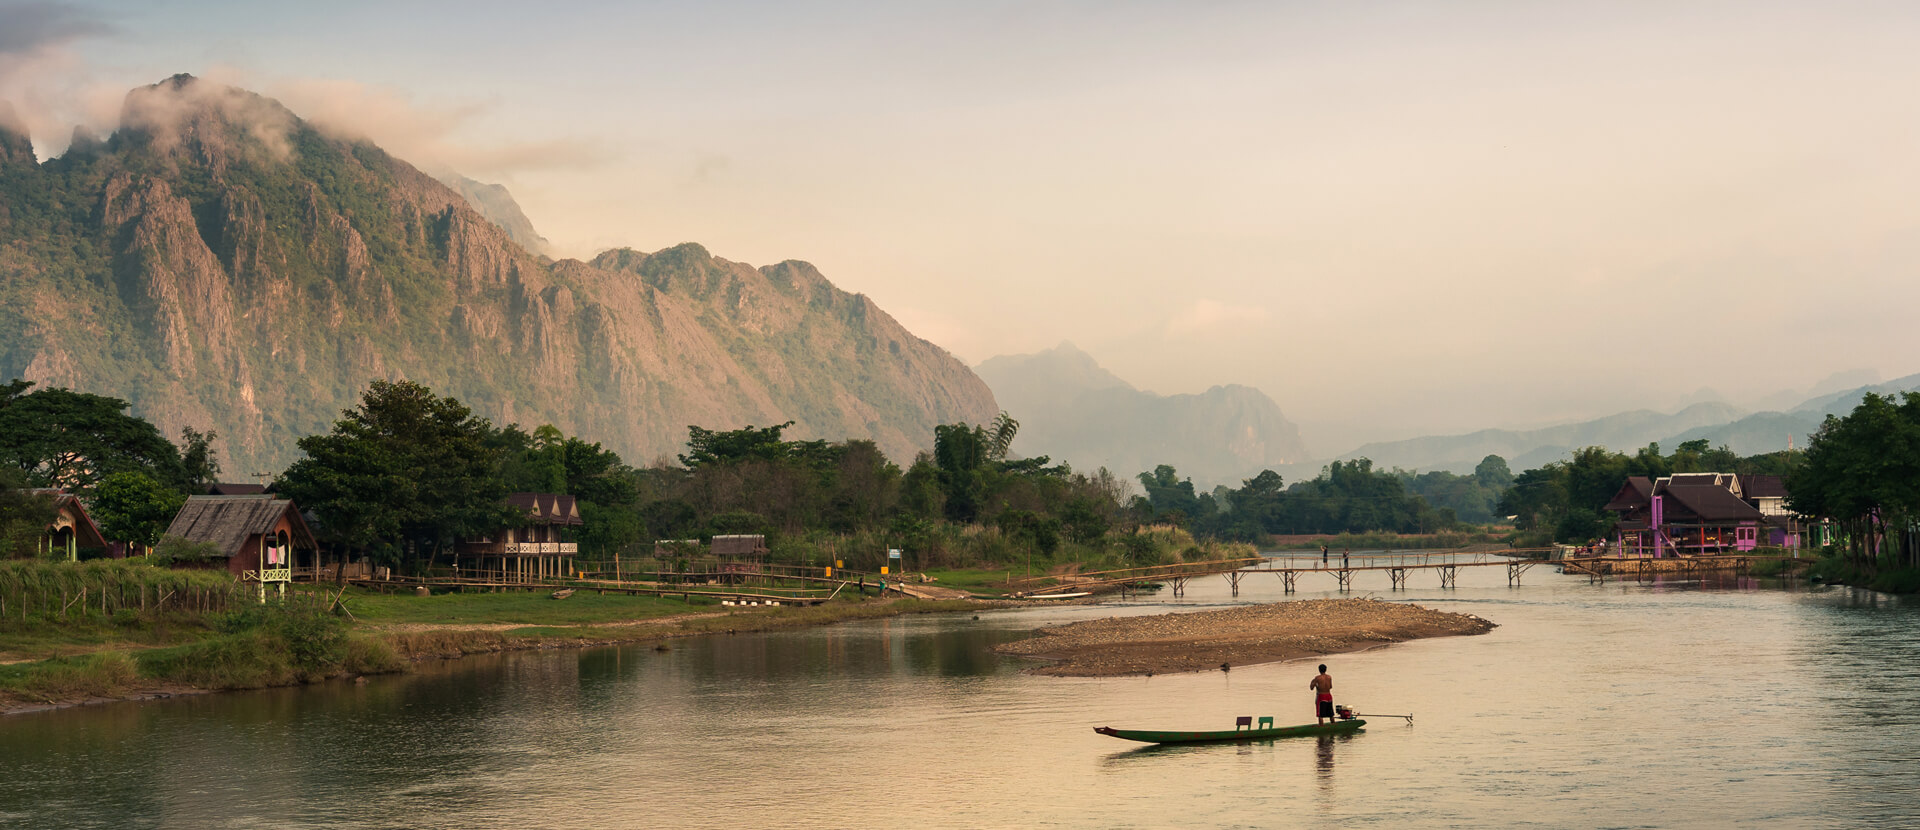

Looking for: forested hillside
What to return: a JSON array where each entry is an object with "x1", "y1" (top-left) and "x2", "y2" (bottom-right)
[{"x1": 0, "y1": 76, "x2": 998, "y2": 473}]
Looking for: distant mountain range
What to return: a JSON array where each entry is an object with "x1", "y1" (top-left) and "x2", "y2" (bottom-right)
[
  {"x1": 0, "y1": 75, "x2": 999, "y2": 473},
  {"x1": 1339, "y1": 373, "x2": 1920, "y2": 473},
  {"x1": 974, "y1": 343, "x2": 1308, "y2": 488},
  {"x1": 1666, "y1": 372, "x2": 1920, "y2": 454}
]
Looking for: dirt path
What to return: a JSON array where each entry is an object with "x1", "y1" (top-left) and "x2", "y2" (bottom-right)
[{"x1": 996, "y1": 597, "x2": 1495, "y2": 677}]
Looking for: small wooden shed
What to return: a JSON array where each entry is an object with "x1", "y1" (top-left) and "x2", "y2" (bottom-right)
[
  {"x1": 710, "y1": 534, "x2": 769, "y2": 578},
  {"x1": 164, "y1": 495, "x2": 318, "y2": 580}
]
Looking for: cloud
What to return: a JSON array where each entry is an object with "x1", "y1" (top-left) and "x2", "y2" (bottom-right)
[
  {"x1": 0, "y1": 1, "x2": 111, "y2": 56},
  {"x1": 118, "y1": 72, "x2": 297, "y2": 162},
  {"x1": 0, "y1": 1, "x2": 115, "y2": 154},
  {"x1": 1164, "y1": 299, "x2": 1271, "y2": 338},
  {"x1": 262, "y1": 77, "x2": 616, "y2": 178}
]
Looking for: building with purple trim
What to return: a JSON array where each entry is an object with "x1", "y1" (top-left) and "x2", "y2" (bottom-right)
[{"x1": 1604, "y1": 473, "x2": 1800, "y2": 556}]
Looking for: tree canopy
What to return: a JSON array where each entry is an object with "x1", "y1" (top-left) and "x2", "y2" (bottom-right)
[
  {"x1": 278, "y1": 380, "x2": 519, "y2": 565},
  {"x1": 1788, "y1": 392, "x2": 1920, "y2": 570},
  {"x1": 0, "y1": 380, "x2": 186, "y2": 493}
]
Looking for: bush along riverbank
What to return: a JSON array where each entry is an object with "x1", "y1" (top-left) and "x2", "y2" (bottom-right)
[
  {"x1": 1807, "y1": 552, "x2": 1920, "y2": 594},
  {"x1": 0, "y1": 570, "x2": 985, "y2": 715}
]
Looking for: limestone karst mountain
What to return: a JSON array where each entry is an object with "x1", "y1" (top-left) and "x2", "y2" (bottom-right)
[
  {"x1": 435, "y1": 173, "x2": 552, "y2": 258},
  {"x1": 0, "y1": 75, "x2": 998, "y2": 473},
  {"x1": 974, "y1": 342, "x2": 1308, "y2": 488}
]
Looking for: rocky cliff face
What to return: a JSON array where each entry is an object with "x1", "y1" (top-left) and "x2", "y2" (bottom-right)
[
  {"x1": 975, "y1": 342, "x2": 1308, "y2": 487},
  {"x1": 0, "y1": 75, "x2": 999, "y2": 472}
]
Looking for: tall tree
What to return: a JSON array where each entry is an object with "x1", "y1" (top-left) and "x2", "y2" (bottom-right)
[
  {"x1": 177, "y1": 427, "x2": 221, "y2": 491},
  {"x1": 279, "y1": 380, "x2": 517, "y2": 568},
  {"x1": 0, "y1": 380, "x2": 185, "y2": 493},
  {"x1": 0, "y1": 468, "x2": 57, "y2": 559},
  {"x1": 1789, "y1": 392, "x2": 1920, "y2": 570},
  {"x1": 91, "y1": 471, "x2": 186, "y2": 554}
]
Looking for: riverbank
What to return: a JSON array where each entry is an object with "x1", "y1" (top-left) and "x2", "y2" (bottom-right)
[
  {"x1": 995, "y1": 597, "x2": 1496, "y2": 676},
  {"x1": 0, "y1": 596, "x2": 982, "y2": 715}
]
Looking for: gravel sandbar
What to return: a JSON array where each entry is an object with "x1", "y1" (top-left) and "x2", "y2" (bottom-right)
[{"x1": 996, "y1": 597, "x2": 1495, "y2": 677}]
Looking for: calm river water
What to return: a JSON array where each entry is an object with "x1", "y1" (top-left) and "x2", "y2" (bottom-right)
[{"x1": 3, "y1": 559, "x2": 1918, "y2": 829}]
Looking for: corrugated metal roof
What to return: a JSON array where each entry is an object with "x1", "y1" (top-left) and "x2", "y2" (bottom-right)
[{"x1": 711, "y1": 534, "x2": 767, "y2": 557}]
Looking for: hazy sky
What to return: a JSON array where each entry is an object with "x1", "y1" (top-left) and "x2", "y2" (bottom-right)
[{"x1": 6, "y1": 1, "x2": 1920, "y2": 454}]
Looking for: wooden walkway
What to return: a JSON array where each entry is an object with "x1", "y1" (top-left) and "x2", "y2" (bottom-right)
[{"x1": 1010, "y1": 548, "x2": 1812, "y2": 597}]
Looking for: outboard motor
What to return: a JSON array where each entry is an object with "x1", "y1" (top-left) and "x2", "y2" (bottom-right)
[{"x1": 1335, "y1": 705, "x2": 1356, "y2": 720}]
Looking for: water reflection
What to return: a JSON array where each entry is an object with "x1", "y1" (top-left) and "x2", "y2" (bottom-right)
[{"x1": 3, "y1": 573, "x2": 1919, "y2": 829}]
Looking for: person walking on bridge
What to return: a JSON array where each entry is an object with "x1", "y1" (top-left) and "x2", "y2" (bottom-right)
[
  {"x1": 1310, "y1": 664, "x2": 1335, "y2": 724},
  {"x1": 1341, "y1": 549, "x2": 1350, "y2": 570},
  {"x1": 1321, "y1": 545, "x2": 1329, "y2": 565}
]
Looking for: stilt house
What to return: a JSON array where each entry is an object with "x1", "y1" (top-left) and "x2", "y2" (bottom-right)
[
  {"x1": 1604, "y1": 473, "x2": 1797, "y2": 556},
  {"x1": 456, "y1": 493, "x2": 582, "y2": 582},
  {"x1": 711, "y1": 534, "x2": 769, "y2": 579}
]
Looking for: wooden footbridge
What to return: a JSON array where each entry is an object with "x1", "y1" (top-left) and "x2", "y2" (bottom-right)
[
  {"x1": 1009, "y1": 550, "x2": 1554, "y2": 598},
  {"x1": 1010, "y1": 548, "x2": 1811, "y2": 597}
]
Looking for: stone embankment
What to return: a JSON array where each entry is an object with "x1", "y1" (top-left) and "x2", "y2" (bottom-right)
[{"x1": 996, "y1": 597, "x2": 1495, "y2": 677}]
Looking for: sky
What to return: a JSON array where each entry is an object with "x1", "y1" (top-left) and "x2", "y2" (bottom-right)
[{"x1": 4, "y1": 0, "x2": 1920, "y2": 455}]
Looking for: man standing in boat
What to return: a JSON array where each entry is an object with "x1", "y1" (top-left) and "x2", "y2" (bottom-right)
[{"x1": 1310, "y1": 664, "x2": 1335, "y2": 724}]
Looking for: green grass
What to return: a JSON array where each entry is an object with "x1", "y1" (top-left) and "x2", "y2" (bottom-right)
[
  {"x1": 920, "y1": 569, "x2": 1018, "y2": 595},
  {"x1": 0, "y1": 616, "x2": 211, "y2": 662},
  {"x1": 337, "y1": 586, "x2": 705, "y2": 627},
  {"x1": 0, "y1": 574, "x2": 990, "y2": 710},
  {"x1": 1810, "y1": 556, "x2": 1920, "y2": 594}
]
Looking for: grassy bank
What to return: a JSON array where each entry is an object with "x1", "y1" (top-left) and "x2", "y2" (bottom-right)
[
  {"x1": 0, "y1": 585, "x2": 984, "y2": 713},
  {"x1": 1808, "y1": 554, "x2": 1920, "y2": 594}
]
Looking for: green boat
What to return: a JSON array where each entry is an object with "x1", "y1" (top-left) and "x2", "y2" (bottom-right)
[{"x1": 1093, "y1": 719, "x2": 1366, "y2": 744}]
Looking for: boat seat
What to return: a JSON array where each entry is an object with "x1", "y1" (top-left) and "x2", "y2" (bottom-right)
[
  {"x1": 1257, "y1": 716, "x2": 1274, "y2": 729},
  {"x1": 1235, "y1": 716, "x2": 1252, "y2": 730}
]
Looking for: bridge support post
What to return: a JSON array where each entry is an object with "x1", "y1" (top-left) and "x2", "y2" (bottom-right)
[
  {"x1": 1171, "y1": 576, "x2": 1189, "y2": 597},
  {"x1": 1336, "y1": 569, "x2": 1352, "y2": 591},
  {"x1": 1227, "y1": 571, "x2": 1244, "y2": 597},
  {"x1": 1389, "y1": 568, "x2": 1407, "y2": 590},
  {"x1": 1280, "y1": 571, "x2": 1298, "y2": 593},
  {"x1": 1439, "y1": 565, "x2": 1456, "y2": 588},
  {"x1": 1507, "y1": 561, "x2": 1534, "y2": 586}
]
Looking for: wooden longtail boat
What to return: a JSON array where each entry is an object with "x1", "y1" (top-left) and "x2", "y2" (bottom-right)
[{"x1": 1093, "y1": 719, "x2": 1365, "y2": 744}]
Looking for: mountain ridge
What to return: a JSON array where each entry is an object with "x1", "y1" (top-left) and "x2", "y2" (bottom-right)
[
  {"x1": 0, "y1": 75, "x2": 999, "y2": 473},
  {"x1": 975, "y1": 342, "x2": 1308, "y2": 487}
]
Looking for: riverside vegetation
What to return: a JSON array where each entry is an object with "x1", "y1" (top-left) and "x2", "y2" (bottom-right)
[{"x1": 0, "y1": 557, "x2": 978, "y2": 711}]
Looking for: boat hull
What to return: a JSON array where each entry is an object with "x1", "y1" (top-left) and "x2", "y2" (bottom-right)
[{"x1": 1094, "y1": 719, "x2": 1365, "y2": 744}]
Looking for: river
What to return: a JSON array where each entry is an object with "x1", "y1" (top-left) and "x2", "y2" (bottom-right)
[{"x1": 2, "y1": 559, "x2": 1917, "y2": 829}]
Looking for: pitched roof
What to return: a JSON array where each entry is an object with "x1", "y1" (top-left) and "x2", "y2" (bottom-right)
[
  {"x1": 507, "y1": 492, "x2": 584, "y2": 526},
  {"x1": 1665, "y1": 473, "x2": 1730, "y2": 489},
  {"x1": 207, "y1": 482, "x2": 267, "y2": 495},
  {"x1": 711, "y1": 534, "x2": 767, "y2": 557},
  {"x1": 1743, "y1": 475, "x2": 1788, "y2": 499},
  {"x1": 29, "y1": 489, "x2": 108, "y2": 548},
  {"x1": 164, "y1": 496, "x2": 317, "y2": 557},
  {"x1": 1604, "y1": 477, "x2": 1654, "y2": 511},
  {"x1": 1662, "y1": 485, "x2": 1763, "y2": 523}
]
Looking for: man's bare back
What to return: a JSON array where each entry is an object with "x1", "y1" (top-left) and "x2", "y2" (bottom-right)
[{"x1": 1310, "y1": 665, "x2": 1334, "y2": 723}]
